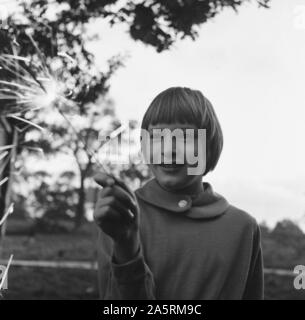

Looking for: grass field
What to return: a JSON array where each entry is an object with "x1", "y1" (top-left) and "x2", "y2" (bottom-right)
[{"x1": 2, "y1": 267, "x2": 99, "y2": 300}]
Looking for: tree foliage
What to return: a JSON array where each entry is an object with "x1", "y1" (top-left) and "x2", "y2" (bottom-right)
[
  {"x1": 5, "y1": 0, "x2": 270, "y2": 53},
  {"x1": 261, "y1": 219, "x2": 305, "y2": 269}
]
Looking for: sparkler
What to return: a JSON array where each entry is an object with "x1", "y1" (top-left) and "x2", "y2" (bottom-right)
[
  {"x1": 0, "y1": 55, "x2": 72, "y2": 117},
  {"x1": 0, "y1": 203, "x2": 13, "y2": 226},
  {"x1": 0, "y1": 34, "x2": 98, "y2": 158},
  {"x1": 0, "y1": 33, "x2": 135, "y2": 217}
]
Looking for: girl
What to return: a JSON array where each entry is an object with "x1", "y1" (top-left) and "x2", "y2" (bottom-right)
[{"x1": 94, "y1": 87, "x2": 264, "y2": 300}]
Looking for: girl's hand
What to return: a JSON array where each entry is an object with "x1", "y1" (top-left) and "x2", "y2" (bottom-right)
[{"x1": 93, "y1": 172, "x2": 140, "y2": 263}]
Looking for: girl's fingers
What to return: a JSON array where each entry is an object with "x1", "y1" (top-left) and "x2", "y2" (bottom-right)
[
  {"x1": 96, "y1": 196, "x2": 134, "y2": 223},
  {"x1": 94, "y1": 203, "x2": 121, "y2": 224},
  {"x1": 110, "y1": 197, "x2": 135, "y2": 222},
  {"x1": 112, "y1": 185, "x2": 138, "y2": 214},
  {"x1": 94, "y1": 173, "x2": 138, "y2": 216},
  {"x1": 94, "y1": 172, "x2": 115, "y2": 188},
  {"x1": 112, "y1": 177, "x2": 135, "y2": 199},
  {"x1": 98, "y1": 186, "x2": 112, "y2": 198},
  {"x1": 97, "y1": 185, "x2": 137, "y2": 214}
]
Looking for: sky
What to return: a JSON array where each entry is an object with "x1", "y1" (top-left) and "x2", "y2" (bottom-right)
[
  {"x1": 86, "y1": 0, "x2": 305, "y2": 227},
  {"x1": 2, "y1": 0, "x2": 305, "y2": 227}
]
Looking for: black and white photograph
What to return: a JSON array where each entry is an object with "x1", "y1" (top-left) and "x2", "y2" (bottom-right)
[{"x1": 0, "y1": 0, "x2": 305, "y2": 305}]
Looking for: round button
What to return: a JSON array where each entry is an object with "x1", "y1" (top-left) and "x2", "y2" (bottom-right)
[{"x1": 178, "y1": 200, "x2": 188, "y2": 208}]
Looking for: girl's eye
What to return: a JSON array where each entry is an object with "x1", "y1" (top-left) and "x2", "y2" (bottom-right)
[
  {"x1": 150, "y1": 134, "x2": 162, "y2": 141},
  {"x1": 185, "y1": 131, "x2": 198, "y2": 140}
]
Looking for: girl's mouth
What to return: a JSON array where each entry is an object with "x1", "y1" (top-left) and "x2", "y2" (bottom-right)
[{"x1": 158, "y1": 163, "x2": 185, "y2": 171}]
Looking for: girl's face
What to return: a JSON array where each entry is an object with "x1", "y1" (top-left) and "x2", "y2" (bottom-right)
[{"x1": 145, "y1": 123, "x2": 205, "y2": 194}]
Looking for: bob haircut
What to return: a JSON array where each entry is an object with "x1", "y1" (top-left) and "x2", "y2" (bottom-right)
[{"x1": 141, "y1": 87, "x2": 223, "y2": 176}]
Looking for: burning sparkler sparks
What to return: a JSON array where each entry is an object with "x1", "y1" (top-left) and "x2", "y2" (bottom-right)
[
  {"x1": 0, "y1": 32, "x2": 135, "y2": 222},
  {"x1": 0, "y1": 53, "x2": 72, "y2": 117}
]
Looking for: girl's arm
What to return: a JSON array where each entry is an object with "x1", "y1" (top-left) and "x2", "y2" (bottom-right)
[
  {"x1": 94, "y1": 173, "x2": 156, "y2": 299},
  {"x1": 96, "y1": 228, "x2": 156, "y2": 300}
]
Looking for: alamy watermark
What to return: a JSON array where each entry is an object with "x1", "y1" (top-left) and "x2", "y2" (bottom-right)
[
  {"x1": 99, "y1": 126, "x2": 207, "y2": 175},
  {"x1": 293, "y1": 265, "x2": 305, "y2": 290}
]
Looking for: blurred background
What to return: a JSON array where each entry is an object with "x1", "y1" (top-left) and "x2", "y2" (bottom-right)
[{"x1": 0, "y1": 0, "x2": 305, "y2": 299}]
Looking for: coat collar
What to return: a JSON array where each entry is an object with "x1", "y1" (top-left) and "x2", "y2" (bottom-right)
[{"x1": 135, "y1": 178, "x2": 229, "y2": 219}]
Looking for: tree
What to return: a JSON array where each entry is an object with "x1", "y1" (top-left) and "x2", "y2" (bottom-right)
[
  {"x1": 272, "y1": 219, "x2": 304, "y2": 245},
  {"x1": 7, "y1": 0, "x2": 270, "y2": 53},
  {"x1": 23, "y1": 99, "x2": 126, "y2": 227},
  {"x1": 261, "y1": 219, "x2": 305, "y2": 269}
]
